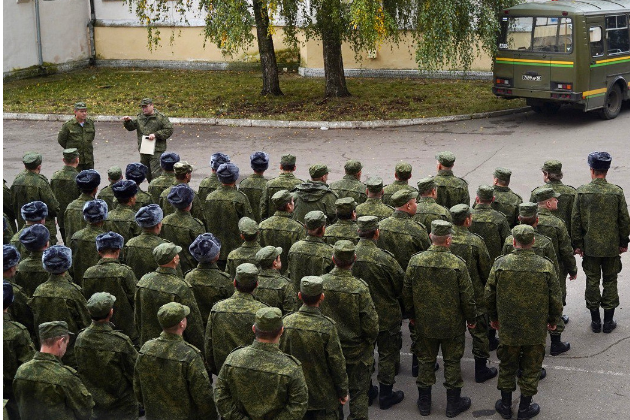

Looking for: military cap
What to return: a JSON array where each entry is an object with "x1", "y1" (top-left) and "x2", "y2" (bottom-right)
[
  {"x1": 300, "y1": 276, "x2": 323, "y2": 296},
  {"x1": 107, "y1": 166, "x2": 123, "y2": 181},
  {"x1": 344, "y1": 160, "x2": 363, "y2": 175},
  {"x1": 333, "y1": 240, "x2": 355, "y2": 264},
  {"x1": 112, "y1": 179, "x2": 138, "y2": 200},
  {"x1": 431, "y1": 220, "x2": 453, "y2": 236},
  {"x1": 534, "y1": 187, "x2": 560, "y2": 203},
  {"x1": 139, "y1": 98, "x2": 153, "y2": 106},
  {"x1": 42, "y1": 245, "x2": 72, "y2": 274},
  {"x1": 450, "y1": 204, "x2": 471, "y2": 224},
  {"x1": 235, "y1": 263, "x2": 259, "y2": 286},
  {"x1": 95, "y1": 231, "x2": 124, "y2": 251},
  {"x1": 167, "y1": 184, "x2": 195, "y2": 209},
  {"x1": 160, "y1": 152, "x2": 180, "y2": 171},
  {"x1": 519, "y1": 202, "x2": 538, "y2": 218},
  {"x1": 335, "y1": 197, "x2": 356, "y2": 216},
  {"x1": 87, "y1": 292, "x2": 116, "y2": 318},
  {"x1": 280, "y1": 154, "x2": 297, "y2": 166},
  {"x1": 436, "y1": 151, "x2": 456, "y2": 167},
  {"x1": 158, "y1": 302, "x2": 190, "y2": 329},
  {"x1": 153, "y1": 242, "x2": 182, "y2": 266},
  {"x1": 304, "y1": 210, "x2": 327, "y2": 230},
  {"x1": 254, "y1": 307, "x2": 283, "y2": 332},
  {"x1": 513, "y1": 224, "x2": 535, "y2": 246},
  {"x1": 541, "y1": 160, "x2": 562, "y2": 174},
  {"x1": 217, "y1": 162, "x2": 239, "y2": 184},
  {"x1": 394, "y1": 162, "x2": 412, "y2": 177},
  {"x1": 588, "y1": 151, "x2": 612, "y2": 171},
  {"x1": 189, "y1": 233, "x2": 221, "y2": 263},
  {"x1": 39, "y1": 321, "x2": 73, "y2": 341},
  {"x1": 3, "y1": 245, "x2": 21, "y2": 270},
  {"x1": 3, "y1": 281, "x2": 14, "y2": 309},
  {"x1": 255, "y1": 246, "x2": 282, "y2": 264},
  {"x1": 173, "y1": 161, "x2": 193, "y2": 176},
  {"x1": 494, "y1": 167, "x2": 512, "y2": 182},
  {"x1": 74, "y1": 102, "x2": 87, "y2": 110},
  {"x1": 210, "y1": 152, "x2": 230, "y2": 171},
  {"x1": 76, "y1": 169, "x2": 101, "y2": 191},
  {"x1": 271, "y1": 190, "x2": 293, "y2": 209},
  {"x1": 23, "y1": 152, "x2": 42, "y2": 169},
  {"x1": 19, "y1": 224, "x2": 50, "y2": 252},
  {"x1": 238, "y1": 217, "x2": 259, "y2": 235},
  {"x1": 365, "y1": 176, "x2": 384, "y2": 193},
  {"x1": 309, "y1": 164, "x2": 329, "y2": 179},
  {"x1": 21, "y1": 201, "x2": 48, "y2": 222},
  {"x1": 476, "y1": 185, "x2": 494, "y2": 201},
  {"x1": 391, "y1": 189, "x2": 418, "y2": 208},
  {"x1": 82, "y1": 199, "x2": 108, "y2": 224},
  {"x1": 135, "y1": 204, "x2": 163, "y2": 228},
  {"x1": 357, "y1": 215, "x2": 379, "y2": 232},
  {"x1": 417, "y1": 177, "x2": 436, "y2": 194},
  {"x1": 250, "y1": 151, "x2": 270, "y2": 171},
  {"x1": 63, "y1": 148, "x2": 80, "y2": 160},
  {"x1": 125, "y1": 163, "x2": 148, "y2": 184}
]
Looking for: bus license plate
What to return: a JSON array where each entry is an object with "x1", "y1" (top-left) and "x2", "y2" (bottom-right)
[{"x1": 522, "y1": 75, "x2": 542, "y2": 82}]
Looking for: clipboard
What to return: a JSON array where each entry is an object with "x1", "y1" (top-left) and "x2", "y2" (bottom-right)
[{"x1": 140, "y1": 135, "x2": 156, "y2": 155}]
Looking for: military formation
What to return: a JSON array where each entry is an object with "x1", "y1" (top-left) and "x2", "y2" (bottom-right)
[{"x1": 3, "y1": 101, "x2": 630, "y2": 420}]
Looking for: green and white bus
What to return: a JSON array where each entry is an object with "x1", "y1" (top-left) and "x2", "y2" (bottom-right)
[{"x1": 493, "y1": 0, "x2": 630, "y2": 119}]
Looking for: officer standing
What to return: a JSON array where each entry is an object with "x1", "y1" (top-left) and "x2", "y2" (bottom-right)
[
  {"x1": 330, "y1": 160, "x2": 367, "y2": 204},
  {"x1": 414, "y1": 177, "x2": 452, "y2": 234},
  {"x1": 64, "y1": 169, "x2": 100, "y2": 244},
  {"x1": 260, "y1": 154, "x2": 303, "y2": 220},
  {"x1": 105, "y1": 180, "x2": 142, "y2": 245},
  {"x1": 323, "y1": 197, "x2": 359, "y2": 245},
  {"x1": 292, "y1": 164, "x2": 338, "y2": 224},
  {"x1": 434, "y1": 151, "x2": 470, "y2": 209},
  {"x1": 57, "y1": 102, "x2": 96, "y2": 172},
  {"x1": 530, "y1": 160, "x2": 577, "y2": 234},
  {"x1": 148, "y1": 152, "x2": 180, "y2": 203},
  {"x1": 239, "y1": 151, "x2": 270, "y2": 222},
  {"x1": 355, "y1": 176, "x2": 394, "y2": 221},
  {"x1": 225, "y1": 217, "x2": 262, "y2": 280},
  {"x1": 51, "y1": 148, "x2": 81, "y2": 242},
  {"x1": 491, "y1": 167, "x2": 523, "y2": 228},
  {"x1": 253, "y1": 246, "x2": 298, "y2": 315}
]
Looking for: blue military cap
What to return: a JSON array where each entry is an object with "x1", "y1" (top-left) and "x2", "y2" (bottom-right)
[
  {"x1": 42, "y1": 245, "x2": 72, "y2": 274},
  {"x1": 126, "y1": 163, "x2": 148, "y2": 184},
  {"x1": 189, "y1": 233, "x2": 221, "y2": 263},
  {"x1": 210, "y1": 153, "x2": 230, "y2": 171},
  {"x1": 83, "y1": 199, "x2": 108, "y2": 224},
  {"x1": 3, "y1": 245, "x2": 21, "y2": 270},
  {"x1": 21, "y1": 201, "x2": 48, "y2": 222},
  {"x1": 135, "y1": 204, "x2": 163, "y2": 228},
  {"x1": 76, "y1": 169, "x2": 101, "y2": 191},
  {"x1": 3, "y1": 281, "x2": 14, "y2": 309},
  {"x1": 250, "y1": 151, "x2": 270, "y2": 171},
  {"x1": 96, "y1": 231, "x2": 124, "y2": 251},
  {"x1": 167, "y1": 184, "x2": 195, "y2": 209},
  {"x1": 160, "y1": 152, "x2": 180, "y2": 171},
  {"x1": 587, "y1": 151, "x2": 612, "y2": 171},
  {"x1": 217, "y1": 163, "x2": 239, "y2": 184},
  {"x1": 19, "y1": 224, "x2": 50, "y2": 252},
  {"x1": 112, "y1": 180, "x2": 138, "y2": 200}
]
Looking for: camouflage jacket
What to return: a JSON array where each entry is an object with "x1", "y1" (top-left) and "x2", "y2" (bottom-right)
[
  {"x1": 159, "y1": 181, "x2": 205, "y2": 221},
  {"x1": 4, "y1": 180, "x2": 17, "y2": 232},
  {"x1": 330, "y1": 175, "x2": 367, "y2": 204},
  {"x1": 4, "y1": 213, "x2": 14, "y2": 244},
  {"x1": 413, "y1": 196, "x2": 452, "y2": 233},
  {"x1": 355, "y1": 197, "x2": 394, "y2": 221},
  {"x1": 198, "y1": 173, "x2": 221, "y2": 203},
  {"x1": 185, "y1": 262, "x2": 233, "y2": 327},
  {"x1": 434, "y1": 169, "x2": 470, "y2": 209},
  {"x1": 105, "y1": 204, "x2": 142, "y2": 246},
  {"x1": 377, "y1": 211, "x2": 430, "y2": 270},
  {"x1": 64, "y1": 193, "x2": 94, "y2": 244},
  {"x1": 11, "y1": 171, "x2": 60, "y2": 239},
  {"x1": 10, "y1": 225, "x2": 35, "y2": 259},
  {"x1": 469, "y1": 203, "x2": 511, "y2": 262},
  {"x1": 225, "y1": 240, "x2": 262, "y2": 280},
  {"x1": 57, "y1": 117, "x2": 96, "y2": 168},
  {"x1": 3, "y1": 312, "x2": 36, "y2": 395},
  {"x1": 96, "y1": 184, "x2": 116, "y2": 213},
  {"x1": 259, "y1": 211, "x2": 305, "y2": 274},
  {"x1": 292, "y1": 181, "x2": 338, "y2": 225},
  {"x1": 51, "y1": 166, "x2": 81, "y2": 229},
  {"x1": 324, "y1": 219, "x2": 359, "y2": 245},
  {"x1": 287, "y1": 236, "x2": 334, "y2": 290},
  {"x1": 530, "y1": 180, "x2": 577, "y2": 235},
  {"x1": 4, "y1": 280, "x2": 35, "y2": 339},
  {"x1": 161, "y1": 209, "x2": 206, "y2": 275},
  {"x1": 14, "y1": 250, "x2": 48, "y2": 297},
  {"x1": 485, "y1": 249, "x2": 562, "y2": 346},
  {"x1": 260, "y1": 172, "x2": 303, "y2": 220},
  {"x1": 123, "y1": 110, "x2": 173, "y2": 153},
  {"x1": 129, "y1": 189, "x2": 153, "y2": 213},
  {"x1": 148, "y1": 171, "x2": 176, "y2": 203},
  {"x1": 253, "y1": 268, "x2": 298, "y2": 315},
  {"x1": 382, "y1": 181, "x2": 417, "y2": 207},
  {"x1": 123, "y1": 231, "x2": 169, "y2": 280},
  {"x1": 70, "y1": 224, "x2": 106, "y2": 286},
  {"x1": 537, "y1": 207, "x2": 577, "y2": 276},
  {"x1": 502, "y1": 231, "x2": 560, "y2": 278},
  {"x1": 239, "y1": 173, "x2": 269, "y2": 222},
  {"x1": 492, "y1": 185, "x2": 523, "y2": 228}
]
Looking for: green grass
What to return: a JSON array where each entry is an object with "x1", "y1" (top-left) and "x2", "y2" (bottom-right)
[{"x1": 3, "y1": 67, "x2": 525, "y2": 121}]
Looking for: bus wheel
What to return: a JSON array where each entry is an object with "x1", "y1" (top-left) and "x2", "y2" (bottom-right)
[{"x1": 599, "y1": 84, "x2": 622, "y2": 120}]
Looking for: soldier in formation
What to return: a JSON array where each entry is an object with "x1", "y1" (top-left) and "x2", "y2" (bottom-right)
[{"x1": 97, "y1": 166, "x2": 123, "y2": 212}]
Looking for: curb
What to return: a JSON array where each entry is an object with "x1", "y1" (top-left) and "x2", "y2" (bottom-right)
[{"x1": 3, "y1": 107, "x2": 531, "y2": 129}]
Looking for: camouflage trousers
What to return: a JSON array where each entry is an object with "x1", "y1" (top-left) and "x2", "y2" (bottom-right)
[
  {"x1": 549, "y1": 312, "x2": 566, "y2": 337},
  {"x1": 76, "y1": 162, "x2": 94, "y2": 172},
  {"x1": 376, "y1": 328, "x2": 402, "y2": 385},
  {"x1": 140, "y1": 151, "x2": 164, "y2": 183},
  {"x1": 414, "y1": 334, "x2": 465, "y2": 390},
  {"x1": 497, "y1": 343, "x2": 545, "y2": 397},
  {"x1": 345, "y1": 356, "x2": 373, "y2": 420},
  {"x1": 304, "y1": 408, "x2": 340, "y2": 420},
  {"x1": 582, "y1": 256, "x2": 621, "y2": 310},
  {"x1": 467, "y1": 314, "x2": 489, "y2": 359}
]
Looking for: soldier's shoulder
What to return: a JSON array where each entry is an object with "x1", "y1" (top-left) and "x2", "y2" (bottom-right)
[
  {"x1": 192, "y1": 217, "x2": 205, "y2": 228},
  {"x1": 283, "y1": 352, "x2": 302, "y2": 367},
  {"x1": 379, "y1": 248, "x2": 396, "y2": 259},
  {"x1": 182, "y1": 341, "x2": 203, "y2": 355}
]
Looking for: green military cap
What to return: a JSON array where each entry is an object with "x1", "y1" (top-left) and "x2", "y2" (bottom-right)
[
  {"x1": 87, "y1": 292, "x2": 116, "y2": 318},
  {"x1": 153, "y1": 242, "x2": 182, "y2": 266},
  {"x1": 365, "y1": 176, "x2": 384, "y2": 193},
  {"x1": 235, "y1": 263, "x2": 259, "y2": 287},
  {"x1": 512, "y1": 224, "x2": 535, "y2": 246},
  {"x1": 333, "y1": 240, "x2": 355, "y2": 263},
  {"x1": 271, "y1": 190, "x2": 293, "y2": 209},
  {"x1": 255, "y1": 246, "x2": 282, "y2": 264},
  {"x1": 23, "y1": 152, "x2": 42, "y2": 169},
  {"x1": 157, "y1": 302, "x2": 190, "y2": 329},
  {"x1": 519, "y1": 202, "x2": 538, "y2": 218},
  {"x1": 391, "y1": 189, "x2": 418, "y2": 208},
  {"x1": 344, "y1": 160, "x2": 363, "y2": 175},
  {"x1": 139, "y1": 98, "x2": 153, "y2": 106},
  {"x1": 107, "y1": 166, "x2": 123, "y2": 181},
  {"x1": 534, "y1": 187, "x2": 560, "y2": 203},
  {"x1": 74, "y1": 102, "x2": 87, "y2": 110},
  {"x1": 417, "y1": 177, "x2": 436, "y2": 194},
  {"x1": 335, "y1": 197, "x2": 356, "y2": 216},
  {"x1": 63, "y1": 148, "x2": 79, "y2": 160},
  {"x1": 280, "y1": 154, "x2": 297, "y2": 166},
  {"x1": 238, "y1": 217, "x2": 259, "y2": 235},
  {"x1": 476, "y1": 185, "x2": 494, "y2": 201},
  {"x1": 450, "y1": 204, "x2": 471, "y2": 224},
  {"x1": 39, "y1": 321, "x2": 73, "y2": 341},
  {"x1": 542, "y1": 160, "x2": 562, "y2": 174},
  {"x1": 304, "y1": 210, "x2": 327, "y2": 230},
  {"x1": 436, "y1": 151, "x2": 456, "y2": 167},
  {"x1": 173, "y1": 161, "x2": 193, "y2": 175},
  {"x1": 254, "y1": 307, "x2": 283, "y2": 332},
  {"x1": 309, "y1": 164, "x2": 329, "y2": 179},
  {"x1": 300, "y1": 276, "x2": 323, "y2": 296},
  {"x1": 493, "y1": 167, "x2": 512, "y2": 182},
  {"x1": 431, "y1": 220, "x2": 453, "y2": 236},
  {"x1": 357, "y1": 215, "x2": 379, "y2": 232},
  {"x1": 394, "y1": 162, "x2": 412, "y2": 177}
]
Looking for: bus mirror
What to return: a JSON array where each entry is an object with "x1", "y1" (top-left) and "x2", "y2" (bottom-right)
[{"x1": 590, "y1": 27, "x2": 602, "y2": 43}]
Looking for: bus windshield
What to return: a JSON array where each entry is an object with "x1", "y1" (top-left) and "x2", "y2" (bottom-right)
[{"x1": 499, "y1": 16, "x2": 573, "y2": 53}]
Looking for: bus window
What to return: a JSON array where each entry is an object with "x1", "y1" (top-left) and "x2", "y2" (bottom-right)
[
  {"x1": 590, "y1": 26, "x2": 604, "y2": 57},
  {"x1": 499, "y1": 16, "x2": 572, "y2": 53},
  {"x1": 605, "y1": 15, "x2": 629, "y2": 54}
]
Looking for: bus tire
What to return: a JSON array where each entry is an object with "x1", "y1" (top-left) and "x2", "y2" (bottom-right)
[{"x1": 598, "y1": 84, "x2": 622, "y2": 120}]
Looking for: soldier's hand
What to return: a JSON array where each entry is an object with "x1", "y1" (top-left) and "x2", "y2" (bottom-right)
[
  {"x1": 620, "y1": 247, "x2": 628, "y2": 254},
  {"x1": 467, "y1": 322, "x2": 476, "y2": 329},
  {"x1": 339, "y1": 395, "x2": 349, "y2": 405},
  {"x1": 148, "y1": 134, "x2": 156, "y2": 140},
  {"x1": 569, "y1": 273, "x2": 577, "y2": 281},
  {"x1": 547, "y1": 323, "x2": 557, "y2": 331},
  {"x1": 123, "y1": 116, "x2": 131, "y2": 122},
  {"x1": 409, "y1": 318, "x2": 415, "y2": 326},
  {"x1": 490, "y1": 320, "x2": 500, "y2": 330},
  {"x1": 574, "y1": 248, "x2": 584, "y2": 257}
]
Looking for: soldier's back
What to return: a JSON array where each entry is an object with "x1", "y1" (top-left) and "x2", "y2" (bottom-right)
[
  {"x1": 51, "y1": 167, "x2": 80, "y2": 234},
  {"x1": 225, "y1": 242, "x2": 262, "y2": 280},
  {"x1": 239, "y1": 174, "x2": 268, "y2": 222},
  {"x1": 414, "y1": 197, "x2": 452, "y2": 233},
  {"x1": 355, "y1": 198, "x2": 394, "y2": 221},
  {"x1": 123, "y1": 232, "x2": 165, "y2": 279},
  {"x1": 14, "y1": 251, "x2": 48, "y2": 297},
  {"x1": 161, "y1": 210, "x2": 205, "y2": 274},
  {"x1": 3, "y1": 315, "x2": 36, "y2": 402},
  {"x1": 64, "y1": 194, "x2": 93, "y2": 243},
  {"x1": 198, "y1": 173, "x2": 221, "y2": 202},
  {"x1": 531, "y1": 181, "x2": 576, "y2": 232},
  {"x1": 260, "y1": 173, "x2": 303, "y2": 219},
  {"x1": 323, "y1": 219, "x2": 359, "y2": 245},
  {"x1": 253, "y1": 269, "x2": 298, "y2": 314},
  {"x1": 96, "y1": 185, "x2": 116, "y2": 212},
  {"x1": 105, "y1": 205, "x2": 141, "y2": 245},
  {"x1": 185, "y1": 263, "x2": 233, "y2": 325},
  {"x1": 330, "y1": 176, "x2": 367, "y2": 204},
  {"x1": 259, "y1": 211, "x2": 305, "y2": 273},
  {"x1": 382, "y1": 182, "x2": 416, "y2": 207},
  {"x1": 470, "y1": 204, "x2": 510, "y2": 261},
  {"x1": 148, "y1": 172, "x2": 175, "y2": 203},
  {"x1": 292, "y1": 182, "x2": 338, "y2": 224},
  {"x1": 70, "y1": 225, "x2": 106, "y2": 286},
  {"x1": 287, "y1": 237, "x2": 334, "y2": 289},
  {"x1": 377, "y1": 211, "x2": 430, "y2": 270},
  {"x1": 492, "y1": 186, "x2": 523, "y2": 227},
  {"x1": 31, "y1": 275, "x2": 89, "y2": 334},
  {"x1": 434, "y1": 170, "x2": 470, "y2": 208}
]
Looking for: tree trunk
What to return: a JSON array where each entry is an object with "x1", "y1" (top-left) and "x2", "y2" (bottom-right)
[
  {"x1": 252, "y1": 0, "x2": 283, "y2": 96},
  {"x1": 321, "y1": 20, "x2": 351, "y2": 97}
]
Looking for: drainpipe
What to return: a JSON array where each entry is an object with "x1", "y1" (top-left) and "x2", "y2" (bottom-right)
[
  {"x1": 88, "y1": 0, "x2": 96, "y2": 65},
  {"x1": 34, "y1": 0, "x2": 44, "y2": 68}
]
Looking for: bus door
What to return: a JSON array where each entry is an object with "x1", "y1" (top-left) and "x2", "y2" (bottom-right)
[{"x1": 585, "y1": 18, "x2": 607, "y2": 111}]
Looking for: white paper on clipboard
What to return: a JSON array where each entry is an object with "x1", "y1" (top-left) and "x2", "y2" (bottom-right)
[{"x1": 140, "y1": 136, "x2": 156, "y2": 155}]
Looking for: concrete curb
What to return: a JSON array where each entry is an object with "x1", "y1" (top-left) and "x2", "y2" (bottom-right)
[{"x1": 3, "y1": 107, "x2": 531, "y2": 129}]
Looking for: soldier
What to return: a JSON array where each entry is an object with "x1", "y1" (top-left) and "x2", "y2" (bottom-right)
[
  {"x1": 161, "y1": 184, "x2": 205, "y2": 274},
  {"x1": 260, "y1": 154, "x2": 303, "y2": 220},
  {"x1": 123, "y1": 98, "x2": 174, "y2": 182},
  {"x1": 403, "y1": 220, "x2": 476, "y2": 418},
  {"x1": 287, "y1": 210, "x2": 334, "y2": 290},
  {"x1": 239, "y1": 151, "x2": 270, "y2": 222},
  {"x1": 134, "y1": 242, "x2": 204, "y2": 350},
  {"x1": 13, "y1": 321, "x2": 94, "y2": 419},
  {"x1": 159, "y1": 161, "x2": 205, "y2": 221},
  {"x1": 414, "y1": 177, "x2": 452, "y2": 234},
  {"x1": 292, "y1": 164, "x2": 338, "y2": 224},
  {"x1": 148, "y1": 152, "x2": 180, "y2": 203},
  {"x1": 215, "y1": 307, "x2": 308, "y2": 420},
  {"x1": 330, "y1": 159, "x2": 367, "y2": 204},
  {"x1": 205, "y1": 263, "x2": 269, "y2": 375},
  {"x1": 125, "y1": 163, "x2": 153, "y2": 211},
  {"x1": 70, "y1": 199, "x2": 108, "y2": 285},
  {"x1": 105, "y1": 180, "x2": 142, "y2": 245},
  {"x1": 64, "y1": 169, "x2": 100, "y2": 244},
  {"x1": 3, "y1": 245, "x2": 35, "y2": 339},
  {"x1": 225, "y1": 217, "x2": 262, "y2": 279},
  {"x1": 57, "y1": 102, "x2": 96, "y2": 172},
  {"x1": 198, "y1": 152, "x2": 231, "y2": 202},
  {"x1": 96, "y1": 166, "x2": 123, "y2": 212},
  {"x1": 83, "y1": 232, "x2": 139, "y2": 345},
  {"x1": 572, "y1": 151, "x2": 630, "y2": 333},
  {"x1": 135, "y1": 302, "x2": 217, "y2": 420},
  {"x1": 10, "y1": 201, "x2": 48, "y2": 259},
  {"x1": 377, "y1": 189, "x2": 430, "y2": 271},
  {"x1": 434, "y1": 151, "x2": 470, "y2": 209},
  {"x1": 51, "y1": 148, "x2": 81, "y2": 242},
  {"x1": 489, "y1": 167, "x2": 523, "y2": 228},
  {"x1": 254, "y1": 246, "x2": 297, "y2": 315},
  {"x1": 470, "y1": 185, "x2": 511, "y2": 262},
  {"x1": 4, "y1": 179, "x2": 17, "y2": 233},
  {"x1": 486, "y1": 225, "x2": 563, "y2": 420},
  {"x1": 280, "y1": 277, "x2": 349, "y2": 420},
  {"x1": 4, "y1": 213, "x2": 14, "y2": 245},
  {"x1": 75, "y1": 292, "x2": 139, "y2": 420},
  {"x1": 352, "y1": 216, "x2": 406, "y2": 409},
  {"x1": 382, "y1": 161, "x2": 417, "y2": 206},
  {"x1": 324, "y1": 197, "x2": 359, "y2": 245},
  {"x1": 355, "y1": 176, "x2": 394, "y2": 221},
  {"x1": 530, "y1": 160, "x2": 577, "y2": 234},
  {"x1": 258, "y1": 190, "x2": 305, "y2": 274}
]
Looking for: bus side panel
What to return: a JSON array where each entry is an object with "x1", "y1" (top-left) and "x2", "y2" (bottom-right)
[{"x1": 585, "y1": 16, "x2": 607, "y2": 111}]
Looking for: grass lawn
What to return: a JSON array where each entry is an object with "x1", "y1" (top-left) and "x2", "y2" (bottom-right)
[{"x1": 3, "y1": 67, "x2": 525, "y2": 121}]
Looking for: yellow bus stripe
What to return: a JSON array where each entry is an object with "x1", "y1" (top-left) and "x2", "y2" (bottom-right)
[
  {"x1": 595, "y1": 56, "x2": 630, "y2": 64},
  {"x1": 496, "y1": 58, "x2": 574, "y2": 65},
  {"x1": 582, "y1": 88, "x2": 608, "y2": 98}
]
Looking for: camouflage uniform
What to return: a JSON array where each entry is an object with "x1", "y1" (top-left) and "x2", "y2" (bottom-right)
[
  {"x1": 260, "y1": 173, "x2": 303, "y2": 220},
  {"x1": 3, "y1": 214, "x2": 14, "y2": 244},
  {"x1": 159, "y1": 182, "x2": 205, "y2": 221},
  {"x1": 70, "y1": 224, "x2": 106, "y2": 286},
  {"x1": 382, "y1": 181, "x2": 416, "y2": 207},
  {"x1": 470, "y1": 203, "x2": 511, "y2": 262},
  {"x1": 434, "y1": 170, "x2": 470, "y2": 209},
  {"x1": 75, "y1": 322, "x2": 139, "y2": 419},
  {"x1": 414, "y1": 197, "x2": 452, "y2": 234},
  {"x1": 148, "y1": 171, "x2": 175, "y2": 204},
  {"x1": 225, "y1": 241, "x2": 262, "y2": 280},
  {"x1": 123, "y1": 111, "x2": 174, "y2": 182},
  {"x1": 58, "y1": 118, "x2": 96, "y2": 171},
  {"x1": 292, "y1": 182, "x2": 338, "y2": 225},
  {"x1": 4, "y1": 180, "x2": 17, "y2": 233},
  {"x1": 239, "y1": 173, "x2": 269, "y2": 222},
  {"x1": 123, "y1": 232, "x2": 170, "y2": 280},
  {"x1": 10, "y1": 172, "x2": 59, "y2": 241},
  {"x1": 253, "y1": 268, "x2": 298, "y2": 315},
  {"x1": 198, "y1": 173, "x2": 222, "y2": 203},
  {"x1": 135, "y1": 332, "x2": 217, "y2": 420},
  {"x1": 3, "y1": 312, "x2": 36, "y2": 420},
  {"x1": 14, "y1": 250, "x2": 48, "y2": 297},
  {"x1": 355, "y1": 198, "x2": 394, "y2": 221},
  {"x1": 161, "y1": 209, "x2": 206, "y2": 274},
  {"x1": 259, "y1": 210, "x2": 305, "y2": 274},
  {"x1": 531, "y1": 180, "x2": 576, "y2": 236},
  {"x1": 51, "y1": 165, "x2": 80, "y2": 242},
  {"x1": 185, "y1": 262, "x2": 233, "y2": 327},
  {"x1": 96, "y1": 185, "x2": 116, "y2": 212},
  {"x1": 378, "y1": 211, "x2": 430, "y2": 270},
  {"x1": 324, "y1": 219, "x2": 359, "y2": 245},
  {"x1": 64, "y1": 193, "x2": 94, "y2": 244},
  {"x1": 330, "y1": 175, "x2": 367, "y2": 204},
  {"x1": 287, "y1": 236, "x2": 334, "y2": 290},
  {"x1": 9, "y1": 226, "x2": 32, "y2": 259},
  {"x1": 492, "y1": 186, "x2": 523, "y2": 228},
  {"x1": 4, "y1": 281, "x2": 35, "y2": 340},
  {"x1": 105, "y1": 205, "x2": 141, "y2": 246}
]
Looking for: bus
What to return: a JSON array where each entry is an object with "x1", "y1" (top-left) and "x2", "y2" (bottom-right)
[{"x1": 492, "y1": 0, "x2": 630, "y2": 119}]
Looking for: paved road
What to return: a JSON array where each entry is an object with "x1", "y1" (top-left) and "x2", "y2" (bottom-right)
[{"x1": 3, "y1": 103, "x2": 630, "y2": 419}]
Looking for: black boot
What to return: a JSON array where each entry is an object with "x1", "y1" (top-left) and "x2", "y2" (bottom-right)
[
  {"x1": 550, "y1": 334, "x2": 570, "y2": 356},
  {"x1": 603, "y1": 309, "x2": 617, "y2": 333},
  {"x1": 412, "y1": 354, "x2": 419, "y2": 377},
  {"x1": 417, "y1": 387, "x2": 431, "y2": 416},
  {"x1": 488, "y1": 328, "x2": 500, "y2": 351},
  {"x1": 445, "y1": 388, "x2": 471, "y2": 418},
  {"x1": 367, "y1": 383, "x2": 378, "y2": 406},
  {"x1": 379, "y1": 383, "x2": 404, "y2": 410},
  {"x1": 517, "y1": 395, "x2": 540, "y2": 419},
  {"x1": 495, "y1": 391, "x2": 513, "y2": 419},
  {"x1": 591, "y1": 309, "x2": 602, "y2": 333},
  {"x1": 475, "y1": 358, "x2": 498, "y2": 383}
]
